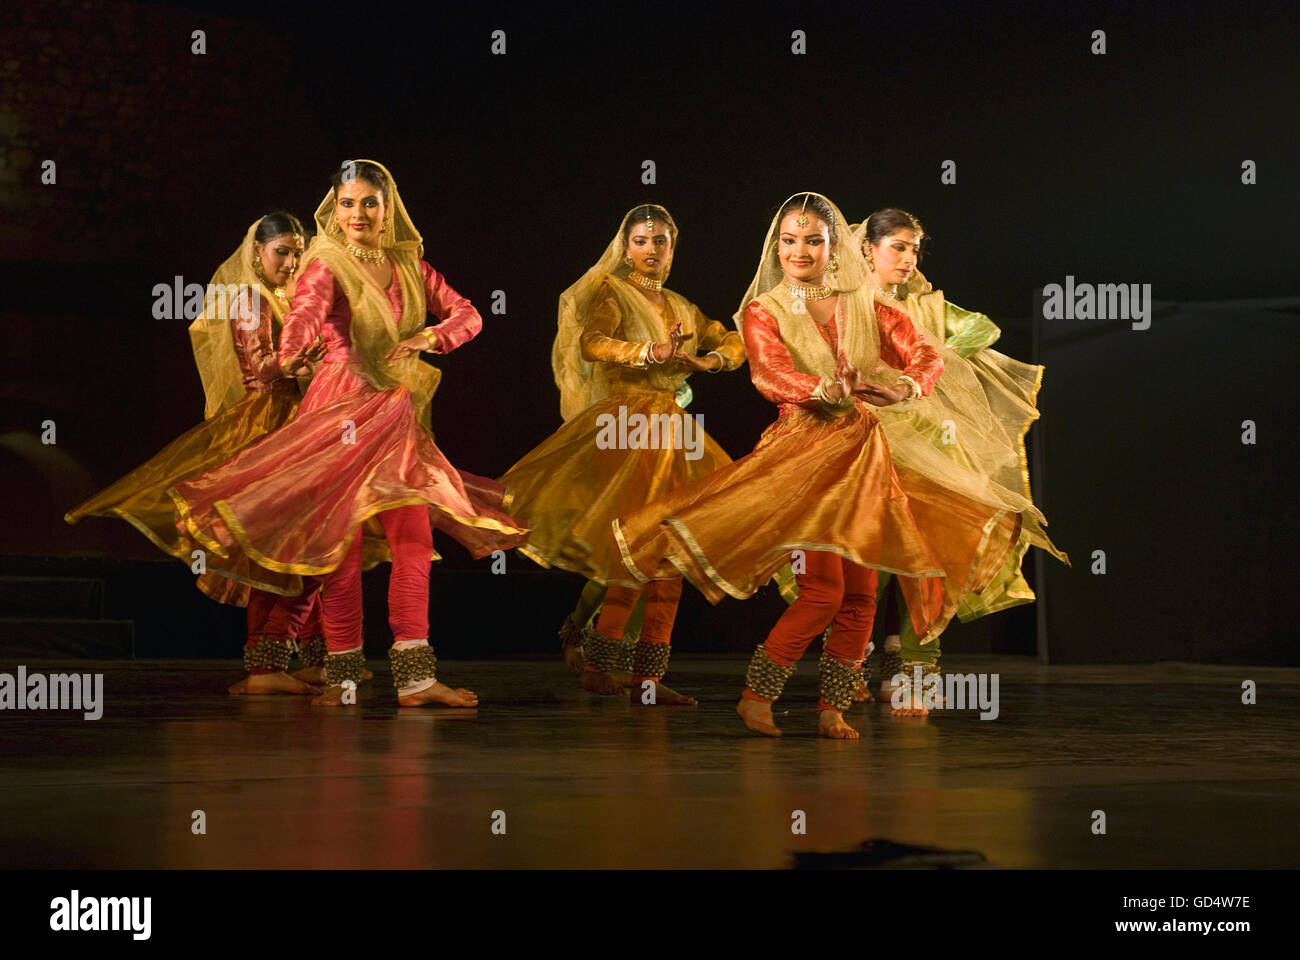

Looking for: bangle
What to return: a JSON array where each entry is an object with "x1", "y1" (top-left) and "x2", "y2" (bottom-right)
[
  {"x1": 706, "y1": 350, "x2": 726, "y2": 372},
  {"x1": 422, "y1": 327, "x2": 439, "y2": 350},
  {"x1": 898, "y1": 375, "x2": 920, "y2": 401}
]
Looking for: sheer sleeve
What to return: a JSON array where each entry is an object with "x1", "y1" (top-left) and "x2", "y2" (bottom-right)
[
  {"x1": 278, "y1": 259, "x2": 335, "y2": 368},
  {"x1": 877, "y1": 303, "x2": 944, "y2": 395},
  {"x1": 942, "y1": 301, "x2": 1001, "y2": 359},
  {"x1": 419, "y1": 260, "x2": 481, "y2": 354},
  {"x1": 580, "y1": 283, "x2": 652, "y2": 366},
  {"x1": 694, "y1": 306, "x2": 746, "y2": 371}
]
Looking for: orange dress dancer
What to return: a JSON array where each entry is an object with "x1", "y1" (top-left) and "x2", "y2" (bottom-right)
[
  {"x1": 615, "y1": 193, "x2": 1032, "y2": 736},
  {"x1": 171, "y1": 161, "x2": 526, "y2": 705},
  {"x1": 501, "y1": 205, "x2": 746, "y2": 700},
  {"x1": 64, "y1": 214, "x2": 331, "y2": 686}
]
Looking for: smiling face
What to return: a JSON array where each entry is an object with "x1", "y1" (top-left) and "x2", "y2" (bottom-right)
[
  {"x1": 625, "y1": 219, "x2": 673, "y2": 277},
  {"x1": 334, "y1": 179, "x2": 387, "y2": 248},
  {"x1": 865, "y1": 228, "x2": 920, "y2": 286},
  {"x1": 254, "y1": 232, "x2": 304, "y2": 286},
  {"x1": 778, "y1": 211, "x2": 832, "y2": 283}
]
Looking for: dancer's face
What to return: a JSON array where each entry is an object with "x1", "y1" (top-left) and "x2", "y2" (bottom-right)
[
  {"x1": 254, "y1": 232, "x2": 304, "y2": 286},
  {"x1": 865, "y1": 228, "x2": 920, "y2": 286},
  {"x1": 334, "y1": 180, "x2": 386, "y2": 248},
  {"x1": 778, "y1": 212, "x2": 831, "y2": 283},
  {"x1": 625, "y1": 220, "x2": 673, "y2": 277}
]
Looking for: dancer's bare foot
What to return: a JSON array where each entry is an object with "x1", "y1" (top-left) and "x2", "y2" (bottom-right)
[
  {"x1": 737, "y1": 698, "x2": 781, "y2": 737},
  {"x1": 632, "y1": 680, "x2": 697, "y2": 706},
  {"x1": 290, "y1": 665, "x2": 373, "y2": 685},
  {"x1": 562, "y1": 643, "x2": 586, "y2": 671},
  {"x1": 891, "y1": 692, "x2": 930, "y2": 717},
  {"x1": 851, "y1": 680, "x2": 873, "y2": 703},
  {"x1": 397, "y1": 680, "x2": 478, "y2": 708},
  {"x1": 229, "y1": 672, "x2": 322, "y2": 696},
  {"x1": 311, "y1": 683, "x2": 355, "y2": 707},
  {"x1": 818, "y1": 709, "x2": 860, "y2": 739},
  {"x1": 580, "y1": 669, "x2": 625, "y2": 696}
]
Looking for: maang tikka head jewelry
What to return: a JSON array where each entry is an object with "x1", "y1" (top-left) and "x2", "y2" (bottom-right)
[{"x1": 795, "y1": 195, "x2": 810, "y2": 229}]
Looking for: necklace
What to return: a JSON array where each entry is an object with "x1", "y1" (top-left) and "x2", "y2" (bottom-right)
[
  {"x1": 628, "y1": 271, "x2": 663, "y2": 291},
  {"x1": 786, "y1": 279, "x2": 833, "y2": 301},
  {"x1": 346, "y1": 242, "x2": 387, "y2": 264}
]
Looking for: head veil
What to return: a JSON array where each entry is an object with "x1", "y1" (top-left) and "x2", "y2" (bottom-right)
[
  {"x1": 552, "y1": 204, "x2": 692, "y2": 421},
  {"x1": 300, "y1": 159, "x2": 441, "y2": 430},
  {"x1": 188, "y1": 219, "x2": 292, "y2": 418},
  {"x1": 735, "y1": 191, "x2": 882, "y2": 385},
  {"x1": 849, "y1": 218, "x2": 1066, "y2": 562}
]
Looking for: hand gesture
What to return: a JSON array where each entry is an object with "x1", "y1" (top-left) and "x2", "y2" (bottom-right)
[{"x1": 385, "y1": 334, "x2": 430, "y2": 364}]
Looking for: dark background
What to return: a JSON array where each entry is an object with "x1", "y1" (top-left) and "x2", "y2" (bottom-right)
[{"x1": 1, "y1": 0, "x2": 1295, "y2": 663}]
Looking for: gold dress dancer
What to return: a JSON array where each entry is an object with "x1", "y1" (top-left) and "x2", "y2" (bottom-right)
[{"x1": 501, "y1": 205, "x2": 746, "y2": 702}]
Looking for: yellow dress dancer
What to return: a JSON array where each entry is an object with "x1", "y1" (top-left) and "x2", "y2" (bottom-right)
[
  {"x1": 501, "y1": 204, "x2": 746, "y2": 700},
  {"x1": 63, "y1": 215, "x2": 335, "y2": 692},
  {"x1": 851, "y1": 209, "x2": 1068, "y2": 708}
]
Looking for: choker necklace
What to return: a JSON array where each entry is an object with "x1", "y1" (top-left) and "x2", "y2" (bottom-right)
[
  {"x1": 786, "y1": 279, "x2": 833, "y2": 301},
  {"x1": 872, "y1": 280, "x2": 906, "y2": 301},
  {"x1": 346, "y1": 242, "x2": 387, "y2": 264},
  {"x1": 629, "y1": 271, "x2": 663, "y2": 291}
]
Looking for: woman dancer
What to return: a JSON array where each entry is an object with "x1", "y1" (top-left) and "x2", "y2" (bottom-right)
[
  {"x1": 501, "y1": 204, "x2": 746, "y2": 704},
  {"x1": 853, "y1": 209, "x2": 1068, "y2": 710},
  {"x1": 616, "y1": 193, "x2": 1032, "y2": 738},
  {"x1": 172, "y1": 160, "x2": 526, "y2": 708},
  {"x1": 65, "y1": 213, "x2": 329, "y2": 695}
]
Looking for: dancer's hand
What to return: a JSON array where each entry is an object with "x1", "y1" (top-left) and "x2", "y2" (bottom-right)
[
  {"x1": 386, "y1": 334, "x2": 430, "y2": 363},
  {"x1": 651, "y1": 321, "x2": 692, "y2": 362},
  {"x1": 284, "y1": 340, "x2": 326, "y2": 377},
  {"x1": 856, "y1": 381, "x2": 908, "y2": 406},
  {"x1": 672, "y1": 351, "x2": 722, "y2": 372}
]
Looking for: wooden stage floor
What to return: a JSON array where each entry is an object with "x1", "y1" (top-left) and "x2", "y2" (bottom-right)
[{"x1": 1, "y1": 655, "x2": 1296, "y2": 869}]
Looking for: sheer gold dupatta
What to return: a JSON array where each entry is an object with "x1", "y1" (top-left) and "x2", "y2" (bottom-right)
[
  {"x1": 303, "y1": 159, "x2": 441, "y2": 432},
  {"x1": 188, "y1": 220, "x2": 290, "y2": 419}
]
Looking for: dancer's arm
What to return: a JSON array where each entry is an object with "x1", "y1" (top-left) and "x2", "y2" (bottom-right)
[
  {"x1": 278, "y1": 260, "x2": 334, "y2": 373},
  {"x1": 684, "y1": 307, "x2": 746, "y2": 373},
  {"x1": 741, "y1": 302, "x2": 848, "y2": 414},
  {"x1": 579, "y1": 284, "x2": 679, "y2": 366},
  {"x1": 419, "y1": 261, "x2": 482, "y2": 353},
  {"x1": 877, "y1": 302, "x2": 943, "y2": 397},
  {"x1": 231, "y1": 289, "x2": 285, "y2": 386}
]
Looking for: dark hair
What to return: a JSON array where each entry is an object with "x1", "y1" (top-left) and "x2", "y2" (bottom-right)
[
  {"x1": 863, "y1": 207, "x2": 925, "y2": 255},
  {"x1": 623, "y1": 204, "x2": 675, "y2": 242},
  {"x1": 330, "y1": 160, "x2": 390, "y2": 202},
  {"x1": 254, "y1": 211, "x2": 304, "y2": 244},
  {"x1": 778, "y1": 193, "x2": 838, "y2": 244}
]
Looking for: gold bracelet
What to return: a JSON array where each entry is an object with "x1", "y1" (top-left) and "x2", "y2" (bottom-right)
[{"x1": 422, "y1": 327, "x2": 439, "y2": 350}]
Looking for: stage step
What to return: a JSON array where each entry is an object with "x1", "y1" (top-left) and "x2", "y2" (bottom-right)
[
  {"x1": 0, "y1": 617, "x2": 135, "y2": 660},
  {"x1": 0, "y1": 576, "x2": 105, "y2": 619}
]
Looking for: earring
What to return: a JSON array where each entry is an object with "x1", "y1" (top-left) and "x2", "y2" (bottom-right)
[
  {"x1": 328, "y1": 218, "x2": 342, "y2": 236},
  {"x1": 864, "y1": 248, "x2": 875, "y2": 270},
  {"x1": 623, "y1": 255, "x2": 633, "y2": 266},
  {"x1": 827, "y1": 253, "x2": 840, "y2": 274}
]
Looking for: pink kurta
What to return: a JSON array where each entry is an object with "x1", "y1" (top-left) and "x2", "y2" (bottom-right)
[{"x1": 171, "y1": 258, "x2": 526, "y2": 583}]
